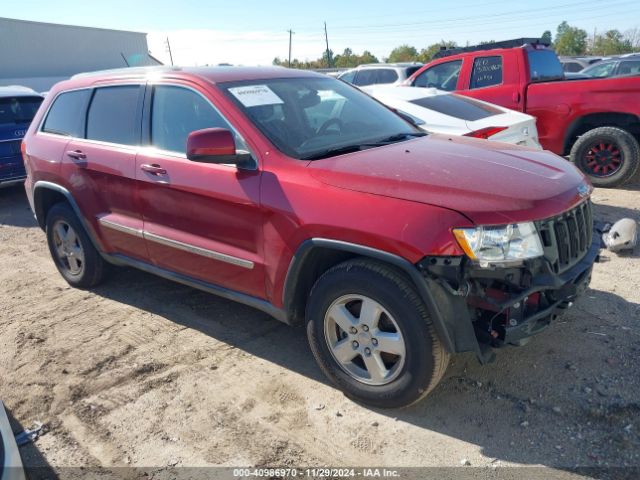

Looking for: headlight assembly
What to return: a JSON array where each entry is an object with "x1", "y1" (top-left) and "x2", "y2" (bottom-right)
[{"x1": 453, "y1": 222, "x2": 543, "y2": 267}]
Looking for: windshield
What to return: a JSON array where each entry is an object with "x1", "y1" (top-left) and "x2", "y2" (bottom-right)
[
  {"x1": 0, "y1": 96, "x2": 43, "y2": 125},
  {"x1": 220, "y1": 76, "x2": 422, "y2": 160}
]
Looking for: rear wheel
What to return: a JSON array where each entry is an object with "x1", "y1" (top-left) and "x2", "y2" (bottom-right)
[
  {"x1": 46, "y1": 202, "x2": 107, "y2": 288},
  {"x1": 306, "y1": 258, "x2": 449, "y2": 408},
  {"x1": 570, "y1": 126, "x2": 639, "y2": 188}
]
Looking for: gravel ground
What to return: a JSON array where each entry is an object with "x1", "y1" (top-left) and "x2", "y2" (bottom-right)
[{"x1": 0, "y1": 183, "x2": 638, "y2": 479}]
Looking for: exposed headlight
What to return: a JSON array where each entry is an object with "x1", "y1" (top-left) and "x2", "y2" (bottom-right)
[{"x1": 453, "y1": 222, "x2": 543, "y2": 267}]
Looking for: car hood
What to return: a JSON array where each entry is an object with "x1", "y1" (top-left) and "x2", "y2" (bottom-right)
[{"x1": 307, "y1": 134, "x2": 591, "y2": 225}]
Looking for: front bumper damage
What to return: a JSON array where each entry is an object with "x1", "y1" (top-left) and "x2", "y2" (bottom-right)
[{"x1": 416, "y1": 230, "x2": 600, "y2": 364}]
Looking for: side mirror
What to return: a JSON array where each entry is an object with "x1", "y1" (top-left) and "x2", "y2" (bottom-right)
[{"x1": 186, "y1": 128, "x2": 253, "y2": 168}]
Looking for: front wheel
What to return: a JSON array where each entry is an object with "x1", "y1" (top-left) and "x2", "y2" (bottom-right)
[
  {"x1": 570, "y1": 126, "x2": 639, "y2": 188},
  {"x1": 306, "y1": 258, "x2": 449, "y2": 408}
]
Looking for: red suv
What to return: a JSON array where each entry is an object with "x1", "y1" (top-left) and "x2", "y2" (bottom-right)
[{"x1": 23, "y1": 66, "x2": 599, "y2": 408}]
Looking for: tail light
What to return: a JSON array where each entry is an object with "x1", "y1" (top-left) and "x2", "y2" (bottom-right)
[{"x1": 464, "y1": 126, "x2": 508, "y2": 139}]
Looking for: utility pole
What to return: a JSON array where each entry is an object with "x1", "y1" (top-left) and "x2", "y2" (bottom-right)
[
  {"x1": 166, "y1": 36, "x2": 174, "y2": 66},
  {"x1": 287, "y1": 29, "x2": 295, "y2": 67},
  {"x1": 324, "y1": 22, "x2": 331, "y2": 68}
]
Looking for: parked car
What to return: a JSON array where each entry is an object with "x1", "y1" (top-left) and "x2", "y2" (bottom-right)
[
  {"x1": 580, "y1": 54, "x2": 640, "y2": 79},
  {"x1": 363, "y1": 85, "x2": 542, "y2": 148},
  {"x1": 559, "y1": 56, "x2": 603, "y2": 73},
  {"x1": 23, "y1": 66, "x2": 599, "y2": 408},
  {"x1": 0, "y1": 86, "x2": 43, "y2": 187},
  {"x1": 338, "y1": 63, "x2": 423, "y2": 87},
  {"x1": 406, "y1": 38, "x2": 640, "y2": 187}
]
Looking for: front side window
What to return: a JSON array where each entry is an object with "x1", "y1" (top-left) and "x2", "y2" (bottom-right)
[
  {"x1": 42, "y1": 90, "x2": 90, "y2": 137},
  {"x1": 470, "y1": 56, "x2": 503, "y2": 89},
  {"x1": 221, "y1": 77, "x2": 422, "y2": 160},
  {"x1": 353, "y1": 69, "x2": 379, "y2": 86},
  {"x1": 377, "y1": 69, "x2": 399, "y2": 84},
  {"x1": 150, "y1": 85, "x2": 236, "y2": 154},
  {"x1": 86, "y1": 86, "x2": 140, "y2": 145},
  {"x1": 0, "y1": 96, "x2": 43, "y2": 125},
  {"x1": 582, "y1": 61, "x2": 616, "y2": 78},
  {"x1": 563, "y1": 62, "x2": 583, "y2": 73},
  {"x1": 413, "y1": 60, "x2": 462, "y2": 91}
]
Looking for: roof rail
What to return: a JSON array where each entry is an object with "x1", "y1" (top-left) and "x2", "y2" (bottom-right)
[
  {"x1": 71, "y1": 66, "x2": 181, "y2": 79},
  {"x1": 433, "y1": 38, "x2": 549, "y2": 59}
]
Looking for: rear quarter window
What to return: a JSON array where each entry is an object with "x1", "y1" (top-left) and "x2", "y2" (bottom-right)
[
  {"x1": 527, "y1": 50, "x2": 564, "y2": 82},
  {"x1": 410, "y1": 94, "x2": 502, "y2": 121},
  {"x1": 42, "y1": 90, "x2": 91, "y2": 137},
  {"x1": 86, "y1": 86, "x2": 140, "y2": 145}
]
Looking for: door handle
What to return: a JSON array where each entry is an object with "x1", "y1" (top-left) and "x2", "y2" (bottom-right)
[
  {"x1": 140, "y1": 163, "x2": 167, "y2": 175},
  {"x1": 66, "y1": 150, "x2": 86, "y2": 160}
]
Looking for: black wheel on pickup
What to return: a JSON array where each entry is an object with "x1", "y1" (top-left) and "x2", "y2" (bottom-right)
[
  {"x1": 45, "y1": 202, "x2": 107, "y2": 288},
  {"x1": 306, "y1": 258, "x2": 449, "y2": 408},
  {"x1": 570, "y1": 126, "x2": 640, "y2": 188}
]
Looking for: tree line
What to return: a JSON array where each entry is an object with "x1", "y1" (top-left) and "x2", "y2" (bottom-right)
[{"x1": 273, "y1": 22, "x2": 640, "y2": 69}]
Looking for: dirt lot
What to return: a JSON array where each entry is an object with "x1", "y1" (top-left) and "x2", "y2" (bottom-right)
[{"x1": 0, "y1": 183, "x2": 639, "y2": 479}]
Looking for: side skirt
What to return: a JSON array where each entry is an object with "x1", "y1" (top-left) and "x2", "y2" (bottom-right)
[{"x1": 103, "y1": 253, "x2": 289, "y2": 324}]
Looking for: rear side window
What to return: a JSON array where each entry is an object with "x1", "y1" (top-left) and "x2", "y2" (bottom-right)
[
  {"x1": 413, "y1": 60, "x2": 462, "y2": 90},
  {"x1": 42, "y1": 90, "x2": 90, "y2": 137},
  {"x1": 410, "y1": 94, "x2": 502, "y2": 121},
  {"x1": 86, "y1": 86, "x2": 140, "y2": 145},
  {"x1": 562, "y1": 62, "x2": 583, "y2": 73},
  {"x1": 404, "y1": 66, "x2": 422, "y2": 78},
  {"x1": 0, "y1": 96, "x2": 43, "y2": 125},
  {"x1": 151, "y1": 85, "x2": 232, "y2": 153},
  {"x1": 470, "y1": 56, "x2": 503, "y2": 89},
  {"x1": 527, "y1": 50, "x2": 564, "y2": 82},
  {"x1": 618, "y1": 60, "x2": 640, "y2": 75},
  {"x1": 377, "y1": 69, "x2": 399, "y2": 84}
]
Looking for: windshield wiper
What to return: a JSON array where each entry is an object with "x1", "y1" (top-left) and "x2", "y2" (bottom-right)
[{"x1": 302, "y1": 132, "x2": 426, "y2": 160}]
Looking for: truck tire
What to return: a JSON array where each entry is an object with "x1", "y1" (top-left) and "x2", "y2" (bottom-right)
[
  {"x1": 45, "y1": 202, "x2": 107, "y2": 288},
  {"x1": 570, "y1": 126, "x2": 640, "y2": 188},
  {"x1": 306, "y1": 258, "x2": 449, "y2": 408}
]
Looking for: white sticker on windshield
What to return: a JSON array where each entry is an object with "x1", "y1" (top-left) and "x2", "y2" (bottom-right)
[{"x1": 228, "y1": 85, "x2": 284, "y2": 107}]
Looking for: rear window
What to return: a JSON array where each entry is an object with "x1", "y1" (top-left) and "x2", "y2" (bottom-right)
[
  {"x1": 470, "y1": 56, "x2": 503, "y2": 88},
  {"x1": 527, "y1": 50, "x2": 564, "y2": 82},
  {"x1": 410, "y1": 94, "x2": 502, "y2": 121},
  {"x1": 0, "y1": 96, "x2": 42, "y2": 125},
  {"x1": 404, "y1": 66, "x2": 422, "y2": 77},
  {"x1": 86, "y1": 86, "x2": 140, "y2": 145},
  {"x1": 42, "y1": 90, "x2": 90, "y2": 137}
]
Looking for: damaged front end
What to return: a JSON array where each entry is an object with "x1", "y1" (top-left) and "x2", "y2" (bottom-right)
[{"x1": 417, "y1": 201, "x2": 600, "y2": 364}]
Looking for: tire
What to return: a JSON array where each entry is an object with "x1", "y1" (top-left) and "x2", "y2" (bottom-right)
[
  {"x1": 569, "y1": 126, "x2": 640, "y2": 188},
  {"x1": 45, "y1": 202, "x2": 106, "y2": 288},
  {"x1": 306, "y1": 258, "x2": 450, "y2": 408}
]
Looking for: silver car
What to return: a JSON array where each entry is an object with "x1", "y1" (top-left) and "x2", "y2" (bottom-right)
[{"x1": 338, "y1": 63, "x2": 423, "y2": 87}]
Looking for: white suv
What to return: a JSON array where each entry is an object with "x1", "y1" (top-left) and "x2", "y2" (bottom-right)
[{"x1": 338, "y1": 63, "x2": 423, "y2": 87}]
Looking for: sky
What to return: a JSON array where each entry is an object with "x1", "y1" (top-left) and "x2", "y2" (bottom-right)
[{"x1": 4, "y1": 0, "x2": 639, "y2": 65}]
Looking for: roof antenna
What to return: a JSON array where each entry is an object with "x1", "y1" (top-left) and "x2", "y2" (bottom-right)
[{"x1": 120, "y1": 53, "x2": 130, "y2": 67}]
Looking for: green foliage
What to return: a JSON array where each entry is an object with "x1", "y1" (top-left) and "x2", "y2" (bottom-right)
[
  {"x1": 387, "y1": 45, "x2": 419, "y2": 63},
  {"x1": 592, "y1": 30, "x2": 633, "y2": 55},
  {"x1": 333, "y1": 48, "x2": 379, "y2": 68},
  {"x1": 417, "y1": 41, "x2": 457, "y2": 63},
  {"x1": 541, "y1": 30, "x2": 553, "y2": 45},
  {"x1": 554, "y1": 21, "x2": 588, "y2": 55}
]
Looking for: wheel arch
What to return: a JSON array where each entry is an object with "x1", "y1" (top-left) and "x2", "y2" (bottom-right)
[
  {"x1": 33, "y1": 181, "x2": 103, "y2": 252},
  {"x1": 283, "y1": 238, "x2": 456, "y2": 353},
  {"x1": 563, "y1": 112, "x2": 640, "y2": 155}
]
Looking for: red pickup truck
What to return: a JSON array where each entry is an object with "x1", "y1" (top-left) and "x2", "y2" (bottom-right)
[{"x1": 407, "y1": 39, "x2": 640, "y2": 188}]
